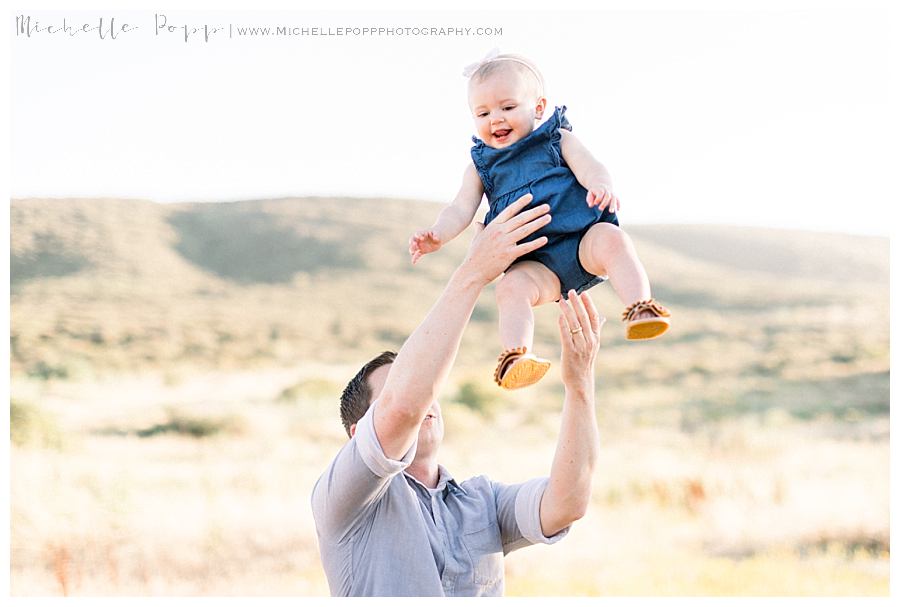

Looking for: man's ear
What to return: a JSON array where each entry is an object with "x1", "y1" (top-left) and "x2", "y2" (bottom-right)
[
  {"x1": 534, "y1": 97, "x2": 548, "y2": 120},
  {"x1": 349, "y1": 423, "x2": 357, "y2": 438}
]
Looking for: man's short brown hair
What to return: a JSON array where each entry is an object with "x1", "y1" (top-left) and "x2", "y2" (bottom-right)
[{"x1": 339, "y1": 351, "x2": 396, "y2": 437}]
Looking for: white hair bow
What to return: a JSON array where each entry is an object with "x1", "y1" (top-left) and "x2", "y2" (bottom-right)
[{"x1": 462, "y1": 47, "x2": 501, "y2": 78}]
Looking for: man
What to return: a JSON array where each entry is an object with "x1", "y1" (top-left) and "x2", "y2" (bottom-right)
[{"x1": 311, "y1": 194, "x2": 603, "y2": 596}]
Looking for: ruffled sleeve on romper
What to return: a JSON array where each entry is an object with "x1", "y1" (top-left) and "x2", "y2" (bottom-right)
[
  {"x1": 547, "y1": 105, "x2": 573, "y2": 165},
  {"x1": 470, "y1": 135, "x2": 494, "y2": 200}
]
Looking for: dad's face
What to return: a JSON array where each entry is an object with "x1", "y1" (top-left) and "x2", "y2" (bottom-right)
[{"x1": 365, "y1": 363, "x2": 444, "y2": 453}]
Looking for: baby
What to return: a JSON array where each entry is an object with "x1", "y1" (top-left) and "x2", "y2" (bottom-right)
[{"x1": 409, "y1": 51, "x2": 671, "y2": 390}]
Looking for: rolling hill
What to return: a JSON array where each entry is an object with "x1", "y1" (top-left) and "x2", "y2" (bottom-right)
[{"x1": 10, "y1": 196, "x2": 889, "y2": 406}]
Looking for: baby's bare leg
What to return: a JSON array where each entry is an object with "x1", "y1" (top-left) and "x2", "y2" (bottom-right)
[
  {"x1": 578, "y1": 223, "x2": 651, "y2": 307},
  {"x1": 495, "y1": 261, "x2": 562, "y2": 351}
]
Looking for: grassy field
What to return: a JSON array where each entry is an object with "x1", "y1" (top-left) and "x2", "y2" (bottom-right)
[{"x1": 9, "y1": 197, "x2": 890, "y2": 596}]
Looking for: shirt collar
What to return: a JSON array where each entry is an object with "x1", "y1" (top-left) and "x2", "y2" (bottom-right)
[
  {"x1": 404, "y1": 464, "x2": 467, "y2": 496},
  {"x1": 439, "y1": 465, "x2": 466, "y2": 495}
]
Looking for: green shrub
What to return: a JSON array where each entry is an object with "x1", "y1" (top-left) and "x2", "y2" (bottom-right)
[
  {"x1": 135, "y1": 409, "x2": 243, "y2": 439},
  {"x1": 454, "y1": 380, "x2": 499, "y2": 416},
  {"x1": 26, "y1": 361, "x2": 69, "y2": 381}
]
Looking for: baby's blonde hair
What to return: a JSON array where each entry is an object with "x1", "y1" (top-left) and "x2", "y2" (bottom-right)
[{"x1": 468, "y1": 53, "x2": 545, "y2": 99}]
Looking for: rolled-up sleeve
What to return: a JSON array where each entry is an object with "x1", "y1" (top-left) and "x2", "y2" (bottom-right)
[
  {"x1": 311, "y1": 400, "x2": 417, "y2": 542},
  {"x1": 492, "y1": 476, "x2": 570, "y2": 555},
  {"x1": 514, "y1": 477, "x2": 569, "y2": 544},
  {"x1": 355, "y1": 399, "x2": 417, "y2": 477}
]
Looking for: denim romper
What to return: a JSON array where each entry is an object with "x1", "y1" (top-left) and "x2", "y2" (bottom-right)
[{"x1": 471, "y1": 106, "x2": 619, "y2": 298}]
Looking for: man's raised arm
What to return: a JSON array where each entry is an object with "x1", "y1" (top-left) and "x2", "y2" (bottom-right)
[
  {"x1": 539, "y1": 290, "x2": 603, "y2": 537},
  {"x1": 374, "y1": 194, "x2": 551, "y2": 460}
]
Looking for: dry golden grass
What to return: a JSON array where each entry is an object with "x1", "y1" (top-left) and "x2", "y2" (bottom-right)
[{"x1": 9, "y1": 366, "x2": 889, "y2": 596}]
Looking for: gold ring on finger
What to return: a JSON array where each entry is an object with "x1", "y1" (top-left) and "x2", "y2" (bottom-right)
[{"x1": 570, "y1": 326, "x2": 583, "y2": 335}]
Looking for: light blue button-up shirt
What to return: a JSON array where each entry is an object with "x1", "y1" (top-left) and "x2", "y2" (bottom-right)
[{"x1": 311, "y1": 399, "x2": 569, "y2": 596}]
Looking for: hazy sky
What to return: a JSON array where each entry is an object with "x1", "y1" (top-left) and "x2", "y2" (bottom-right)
[{"x1": 10, "y1": 4, "x2": 895, "y2": 235}]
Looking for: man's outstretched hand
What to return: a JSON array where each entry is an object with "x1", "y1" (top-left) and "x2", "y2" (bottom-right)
[
  {"x1": 557, "y1": 289, "x2": 604, "y2": 391},
  {"x1": 460, "y1": 193, "x2": 551, "y2": 286}
]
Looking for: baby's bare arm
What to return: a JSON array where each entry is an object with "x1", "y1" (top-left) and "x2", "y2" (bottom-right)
[
  {"x1": 430, "y1": 163, "x2": 485, "y2": 243},
  {"x1": 559, "y1": 129, "x2": 614, "y2": 191}
]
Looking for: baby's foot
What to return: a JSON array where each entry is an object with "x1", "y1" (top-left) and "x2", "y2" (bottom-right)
[
  {"x1": 622, "y1": 299, "x2": 672, "y2": 341},
  {"x1": 494, "y1": 347, "x2": 551, "y2": 390}
]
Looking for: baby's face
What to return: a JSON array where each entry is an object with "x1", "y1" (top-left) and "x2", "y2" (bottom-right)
[{"x1": 468, "y1": 69, "x2": 545, "y2": 149}]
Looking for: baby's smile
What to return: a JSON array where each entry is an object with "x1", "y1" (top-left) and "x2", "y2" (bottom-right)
[{"x1": 492, "y1": 128, "x2": 512, "y2": 143}]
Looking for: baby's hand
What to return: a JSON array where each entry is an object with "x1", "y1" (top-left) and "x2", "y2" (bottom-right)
[
  {"x1": 409, "y1": 229, "x2": 443, "y2": 265},
  {"x1": 586, "y1": 186, "x2": 621, "y2": 214}
]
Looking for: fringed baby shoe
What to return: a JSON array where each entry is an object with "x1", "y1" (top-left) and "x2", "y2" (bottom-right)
[
  {"x1": 622, "y1": 298, "x2": 672, "y2": 340},
  {"x1": 493, "y1": 346, "x2": 551, "y2": 390}
]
